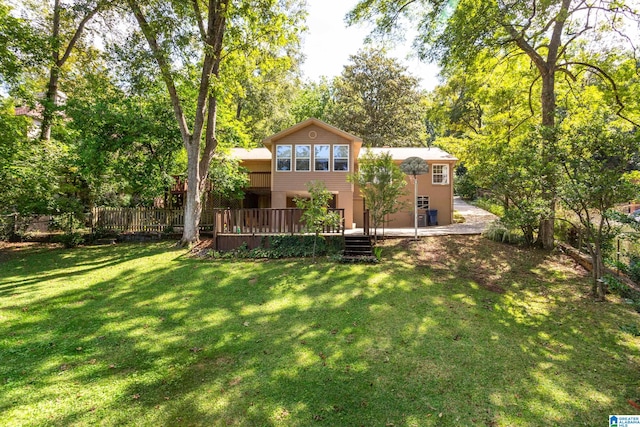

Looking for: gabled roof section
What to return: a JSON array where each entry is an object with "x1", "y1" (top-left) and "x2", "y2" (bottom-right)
[
  {"x1": 365, "y1": 147, "x2": 458, "y2": 162},
  {"x1": 261, "y1": 118, "x2": 363, "y2": 149}
]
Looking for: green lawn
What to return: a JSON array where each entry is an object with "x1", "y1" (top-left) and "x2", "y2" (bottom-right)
[{"x1": 1, "y1": 236, "x2": 639, "y2": 426}]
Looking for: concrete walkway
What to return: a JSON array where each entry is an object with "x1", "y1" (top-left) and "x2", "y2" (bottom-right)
[{"x1": 345, "y1": 197, "x2": 498, "y2": 237}]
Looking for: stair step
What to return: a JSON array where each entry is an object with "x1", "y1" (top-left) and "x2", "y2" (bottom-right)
[{"x1": 343, "y1": 235, "x2": 373, "y2": 258}]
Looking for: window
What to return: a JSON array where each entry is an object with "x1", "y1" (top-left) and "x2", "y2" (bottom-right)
[
  {"x1": 333, "y1": 145, "x2": 349, "y2": 171},
  {"x1": 314, "y1": 144, "x2": 330, "y2": 171},
  {"x1": 276, "y1": 145, "x2": 292, "y2": 171},
  {"x1": 417, "y1": 196, "x2": 429, "y2": 210},
  {"x1": 295, "y1": 145, "x2": 311, "y2": 171},
  {"x1": 432, "y1": 164, "x2": 449, "y2": 184}
]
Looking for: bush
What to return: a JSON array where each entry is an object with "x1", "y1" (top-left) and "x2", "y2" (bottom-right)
[
  {"x1": 629, "y1": 255, "x2": 640, "y2": 284},
  {"x1": 54, "y1": 232, "x2": 85, "y2": 248},
  {"x1": 482, "y1": 221, "x2": 522, "y2": 244},
  {"x1": 209, "y1": 235, "x2": 344, "y2": 259},
  {"x1": 454, "y1": 174, "x2": 479, "y2": 200}
]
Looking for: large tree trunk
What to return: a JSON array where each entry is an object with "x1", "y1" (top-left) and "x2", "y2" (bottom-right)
[
  {"x1": 40, "y1": 0, "x2": 61, "y2": 141},
  {"x1": 39, "y1": 0, "x2": 101, "y2": 141},
  {"x1": 181, "y1": 139, "x2": 204, "y2": 245},
  {"x1": 40, "y1": 66, "x2": 59, "y2": 141},
  {"x1": 537, "y1": 71, "x2": 557, "y2": 250}
]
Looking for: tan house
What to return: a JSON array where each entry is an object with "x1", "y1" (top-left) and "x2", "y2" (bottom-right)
[{"x1": 231, "y1": 118, "x2": 458, "y2": 230}]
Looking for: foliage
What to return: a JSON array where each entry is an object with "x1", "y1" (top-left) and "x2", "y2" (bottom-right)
[
  {"x1": 0, "y1": 1, "x2": 47, "y2": 86},
  {"x1": 372, "y1": 245, "x2": 383, "y2": 261},
  {"x1": 482, "y1": 220, "x2": 522, "y2": 245},
  {"x1": 329, "y1": 49, "x2": 427, "y2": 147},
  {"x1": 453, "y1": 170, "x2": 478, "y2": 201},
  {"x1": 210, "y1": 235, "x2": 344, "y2": 259},
  {"x1": 294, "y1": 181, "x2": 341, "y2": 261},
  {"x1": 207, "y1": 150, "x2": 249, "y2": 202},
  {"x1": 630, "y1": 256, "x2": 640, "y2": 286},
  {"x1": 53, "y1": 231, "x2": 85, "y2": 248},
  {"x1": 350, "y1": 0, "x2": 640, "y2": 249},
  {"x1": 557, "y1": 113, "x2": 640, "y2": 300},
  {"x1": 0, "y1": 99, "x2": 74, "y2": 216},
  {"x1": 125, "y1": 0, "x2": 305, "y2": 245},
  {"x1": 349, "y1": 149, "x2": 407, "y2": 238},
  {"x1": 65, "y1": 73, "x2": 182, "y2": 206},
  {"x1": 289, "y1": 78, "x2": 334, "y2": 123}
]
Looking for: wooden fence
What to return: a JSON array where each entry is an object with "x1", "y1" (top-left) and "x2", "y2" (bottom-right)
[{"x1": 91, "y1": 207, "x2": 344, "y2": 235}]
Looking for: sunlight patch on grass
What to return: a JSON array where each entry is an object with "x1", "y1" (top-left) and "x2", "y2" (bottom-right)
[{"x1": 1, "y1": 239, "x2": 639, "y2": 426}]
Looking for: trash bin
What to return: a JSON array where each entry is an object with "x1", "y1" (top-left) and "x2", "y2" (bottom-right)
[
  {"x1": 427, "y1": 209, "x2": 438, "y2": 226},
  {"x1": 417, "y1": 213, "x2": 427, "y2": 227}
]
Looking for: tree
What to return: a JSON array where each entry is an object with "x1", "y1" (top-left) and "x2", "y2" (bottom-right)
[
  {"x1": 349, "y1": 0, "x2": 640, "y2": 248},
  {"x1": 557, "y1": 114, "x2": 639, "y2": 301},
  {"x1": 432, "y1": 54, "x2": 548, "y2": 245},
  {"x1": 207, "y1": 150, "x2": 249, "y2": 204},
  {"x1": 126, "y1": 0, "x2": 304, "y2": 245},
  {"x1": 28, "y1": 0, "x2": 112, "y2": 141},
  {"x1": 65, "y1": 74, "x2": 183, "y2": 206},
  {"x1": 294, "y1": 181, "x2": 341, "y2": 262},
  {"x1": 329, "y1": 49, "x2": 427, "y2": 147},
  {"x1": 0, "y1": 98, "x2": 73, "y2": 225},
  {"x1": 0, "y1": 1, "x2": 47, "y2": 87},
  {"x1": 349, "y1": 149, "x2": 407, "y2": 240},
  {"x1": 289, "y1": 78, "x2": 334, "y2": 124}
]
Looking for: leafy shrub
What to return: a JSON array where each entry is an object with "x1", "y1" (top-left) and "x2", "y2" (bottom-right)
[
  {"x1": 55, "y1": 232, "x2": 85, "y2": 248},
  {"x1": 620, "y1": 324, "x2": 640, "y2": 337},
  {"x1": 454, "y1": 174, "x2": 479, "y2": 200},
  {"x1": 373, "y1": 246, "x2": 383, "y2": 261},
  {"x1": 210, "y1": 235, "x2": 344, "y2": 260},
  {"x1": 473, "y1": 198, "x2": 504, "y2": 217},
  {"x1": 601, "y1": 275, "x2": 631, "y2": 298},
  {"x1": 629, "y1": 255, "x2": 640, "y2": 284},
  {"x1": 0, "y1": 214, "x2": 31, "y2": 242},
  {"x1": 482, "y1": 221, "x2": 521, "y2": 244}
]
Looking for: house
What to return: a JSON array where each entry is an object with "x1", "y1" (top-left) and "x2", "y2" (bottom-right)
[
  {"x1": 230, "y1": 118, "x2": 458, "y2": 230},
  {"x1": 14, "y1": 106, "x2": 42, "y2": 139}
]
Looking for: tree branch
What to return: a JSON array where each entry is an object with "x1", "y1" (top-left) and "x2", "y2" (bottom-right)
[
  {"x1": 58, "y1": 1, "x2": 106, "y2": 66},
  {"x1": 191, "y1": 0, "x2": 207, "y2": 41},
  {"x1": 127, "y1": 0, "x2": 191, "y2": 141},
  {"x1": 560, "y1": 61, "x2": 640, "y2": 127},
  {"x1": 383, "y1": 0, "x2": 419, "y2": 30}
]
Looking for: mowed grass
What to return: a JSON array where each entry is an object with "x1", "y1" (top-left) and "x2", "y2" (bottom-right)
[{"x1": 0, "y1": 236, "x2": 639, "y2": 426}]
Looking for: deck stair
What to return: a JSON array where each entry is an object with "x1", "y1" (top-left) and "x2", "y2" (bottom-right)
[{"x1": 343, "y1": 235, "x2": 373, "y2": 258}]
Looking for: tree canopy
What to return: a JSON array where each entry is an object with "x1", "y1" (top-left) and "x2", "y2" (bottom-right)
[{"x1": 329, "y1": 49, "x2": 427, "y2": 147}]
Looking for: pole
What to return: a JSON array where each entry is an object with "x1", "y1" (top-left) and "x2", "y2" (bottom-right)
[{"x1": 414, "y1": 175, "x2": 418, "y2": 241}]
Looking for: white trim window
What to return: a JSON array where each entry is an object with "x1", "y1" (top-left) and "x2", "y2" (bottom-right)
[
  {"x1": 314, "y1": 144, "x2": 330, "y2": 171},
  {"x1": 333, "y1": 144, "x2": 349, "y2": 171},
  {"x1": 432, "y1": 164, "x2": 449, "y2": 185},
  {"x1": 295, "y1": 144, "x2": 311, "y2": 171},
  {"x1": 276, "y1": 145, "x2": 292, "y2": 171},
  {"x1": 417, "y1": 196, "x2": 429, "y2": 210}
]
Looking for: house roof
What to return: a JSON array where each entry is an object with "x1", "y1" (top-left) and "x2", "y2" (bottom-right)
[
  {"x1": 364, "y1": 147, "x2": 458, "y2": 162},
  {"x1": 230, "y1": 147, "x2": 271, "y2": 161},
  {"x1": 261, "y1": 118, "x2": 363, "y2": 148},
  {"x1": 15, "y1": 105, "x2": 43, "y2": 120}
]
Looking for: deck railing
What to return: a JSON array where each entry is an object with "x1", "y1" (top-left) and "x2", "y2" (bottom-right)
[{"x1": 213, "y1": 208, "x2": 344, "y2": 235}]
